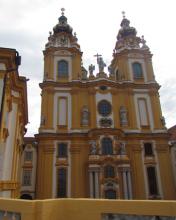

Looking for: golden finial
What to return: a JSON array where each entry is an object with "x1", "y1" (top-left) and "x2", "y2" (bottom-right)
[
  {"x1": 61, "y1": 8, "x2": 65, "y2": 16},
  {"x1": 122, "y1": 11, "x2": 126, "y2": 19}
]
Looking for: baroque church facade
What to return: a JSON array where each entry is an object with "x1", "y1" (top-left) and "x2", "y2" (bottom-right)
[{"x1": 21, "y1": 9, "x2": 174, "y2": 200}]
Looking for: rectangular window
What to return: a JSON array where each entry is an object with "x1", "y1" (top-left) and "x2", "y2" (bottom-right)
[
  {"x1": 58, "y1": 98, "x2": 67, "y2": 126},
  {"x1": 23, "y1": 170, "x2": 32, "y2": 186},
  {"x1": 57, "y1": 168, "x2": 67, "y2": 198},
  {"x1": 147, "y1": 167, "x2": 158, "y2": 195},
  {"x1": 24, "y1": 151, "x2": 33, "y2": 161},
  {"x1": 138, "y1": 98, "x2": 149, "y2": 126},
  {"x1": 58, "y1": 60, "x2": 69, "y2": 78},
  {"x1": 144, "y1": 143, "x2": 153, "y2": 156},
  {"x1": 57, "y1": 143, "x2": 68, "y2": 158}
]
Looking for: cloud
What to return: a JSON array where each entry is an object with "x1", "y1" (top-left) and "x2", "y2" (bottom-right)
[{"x1": 160, "y1": 78, "x2": 176, "y2": 128}]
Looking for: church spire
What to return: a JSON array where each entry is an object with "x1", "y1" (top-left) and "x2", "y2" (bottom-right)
[
  {"x1": 53, "y1": 8, "x2": 73, "y2": 34},
  {"x1": 117, "y1": 11, "x2": 137, "y2": 40},
  {"x1": 45, "y1": 8, "x2": 81, "y2": 51},
  {"x1": 113, "y1": 12, "x2": 150, "y2": 54}
]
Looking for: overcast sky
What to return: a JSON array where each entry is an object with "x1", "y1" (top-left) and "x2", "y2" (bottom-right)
[{"x1": 0, "y1": 0, "x2": 176, "y2": 136}]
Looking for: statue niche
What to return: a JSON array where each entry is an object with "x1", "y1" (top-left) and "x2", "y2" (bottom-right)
[
  {"x1": 81, "y1": 106, "x2": 89, "y2": 126},
  {"x1": 119, "y1": 106, "x2": 128, "y2": 126}
]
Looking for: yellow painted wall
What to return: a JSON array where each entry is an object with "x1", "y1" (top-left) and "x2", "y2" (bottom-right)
[{"x1": 1, "y1": 198, "x2": 176, "y2": 220}]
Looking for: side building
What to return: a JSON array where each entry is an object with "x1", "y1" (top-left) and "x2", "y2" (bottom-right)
[
  {"x1": 20, "y1": 137, "x2": 37, "y2": 200},
  {"x1": 34, "y1": 11, "x2": 175, "y2": 200},
  {"x1": 0, "y1": 47, "x2": 28, "y2": 198},
  {"x1": 168, "y1": 125, "x2": 176, "y2": 189}
]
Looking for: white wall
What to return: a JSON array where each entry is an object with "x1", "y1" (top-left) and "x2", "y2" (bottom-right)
[{"x1": 2, "y1": 102, "x2": 17, "y2": 181}]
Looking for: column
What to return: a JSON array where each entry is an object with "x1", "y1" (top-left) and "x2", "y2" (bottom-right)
[
  {"x1": 89, "y1": 172, "x2": 93, "y2": 198},
  {"x1": 127, "y1": 171, "x2": 133, "y2": 199},
  {"x1": 123, "y1": 171, "x2": 128, "y2": 199},
  {"x1": 95, "y1": 171, "x2": 99, "y2": 198}
]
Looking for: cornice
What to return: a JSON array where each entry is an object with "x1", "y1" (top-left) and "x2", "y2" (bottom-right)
[{"x1": 39, "y1": 80, "x2": 160, "y2": 91}]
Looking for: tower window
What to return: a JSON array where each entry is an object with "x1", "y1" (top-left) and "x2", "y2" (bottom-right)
[
  {"x1": 144, "y1": 143, "x2": 153, "y2": 156},
  {"x1": 147, "y1": 166, "x2": 158, "y2": 196},
  {"x1": 24, "y1": 151, "x2": 33, "y2": 161},
  {"x1": 105, "y1": 189, "x2": 116, "y2": 199},
  {"x1": 23, "y1": 170, "x2": 32, "y2": 186},
  {"x1": 57, "y1": 168, "x2": 67, "y2": 198},
  {"x1": 104, "y1": 165, "x2": 115, "y2": 178},
  {"x1": 57, "y1": 143, "x2": 68, "y2": 158},
  {"x1": 132, "y1": 62, "x2": 143, "y2": 78},
  {"x1": 58, "y1": 60, "x2": 68, "y2": 77},
  {"x1": 98, "y1": 100, "x2": 112, "y2": 117},
  {"x1": 102, "y1": 137, "x2": 113, "y2": 155},
  {"x1": 138, "y1": 98, "x2": 149, "y2": 126}
]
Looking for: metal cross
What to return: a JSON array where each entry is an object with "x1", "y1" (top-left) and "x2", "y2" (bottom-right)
[
  {"x1": 94, "y1": 53, "x2": 102, "y2": 59},
  {"x1": 94, "y1": 53, "x2": 102, "y2": 64}
]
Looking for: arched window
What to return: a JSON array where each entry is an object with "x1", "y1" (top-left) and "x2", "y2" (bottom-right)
[
  {"x1": 132, "y1": 62, "x2": 143, "y2": 78},
  {"x1": 104, "y1": 165, "x2": 115, "y2": 178},
  {"x1": 58, "y1": 60, "x2": 69, "y2": 77},
  {"x1": 105, "y1": 189, "x2": 116, "y2": 199},
  {"x1": 102, "y1": 137, "x2": 113, "y2": 155}
]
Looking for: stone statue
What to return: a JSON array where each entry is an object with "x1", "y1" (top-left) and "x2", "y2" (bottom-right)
[
  {"x1": 88, "y1": 64, "x2": 95, "y2": 76},
  {"x1": 141, "y1": 35, "x2": 149, "y2": 50},
  {"x1": 108, "y1": 65, "x2": 113, "y2": 75},
  {"x1": 89, "y1": 140, "x2": 97, "y2": 155},
  {"x1": 108, "y1": 65, "x2": 115, "y2": 80},
  {"x1": 98, "y1": 57, "x2": 106, "y2": 72},
  {"x1": 81, "y1": 106, "x2": 89, "y2": 126},
  {"x1": 94, "y1": 53, "x2": 106, "y2": 72},
  {"x1": 119, "y1": 106, "x2": 128, "y2": 126},
  {"x1": 160, "y1": 116, "x2": 166, "y2": 127},
  {"x1": 119, "y1": 142, "x2": 127, "y2": 155},
  {"x1": 81, "y1": 66, "x2": 88, "y2": 80}
]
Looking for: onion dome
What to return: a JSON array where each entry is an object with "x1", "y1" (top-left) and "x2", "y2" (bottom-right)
[
  {"x1": 117, "y1": 11, "x2": 137, "y2": 40},
  {"x1": 53, "y1": 8, "x2": 73, "y2": 34}
]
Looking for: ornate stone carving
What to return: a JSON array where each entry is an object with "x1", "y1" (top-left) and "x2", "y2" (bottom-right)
[
  {"x1": 89, "y1": 140, "x2": 97, "y2": 155},
  {"x1": 119, "y1": 142, "x2": 127, "y2": 155},
  {"x1": 99, "y1": 118, "x2": 112, "y2": 127},
  {"x1": 2, "y1": 128, "x2": 9, "y2": 141}
]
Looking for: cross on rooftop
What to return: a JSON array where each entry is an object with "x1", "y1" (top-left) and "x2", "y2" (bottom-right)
[{"x1": 94, "y1": 53, "x2": 102, "y2": 59}]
